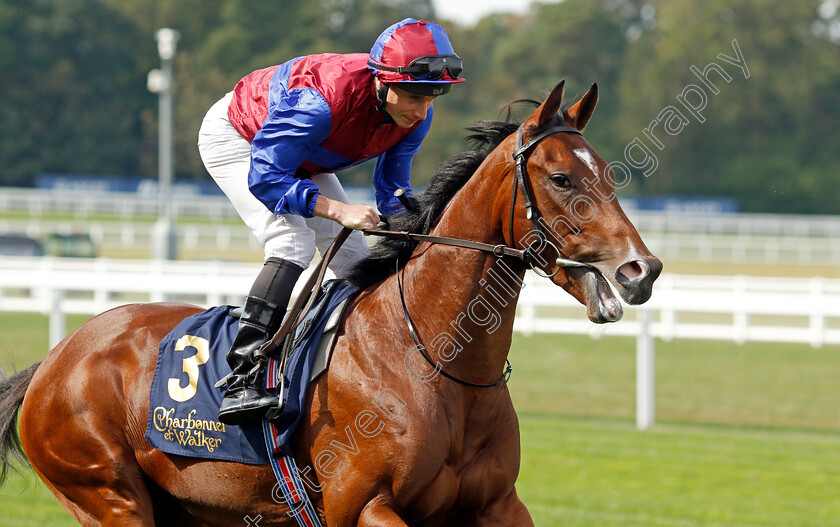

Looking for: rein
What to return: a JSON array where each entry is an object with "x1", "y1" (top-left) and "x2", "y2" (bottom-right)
[
  {"x1": 362, "y1": 228, "x2": 530, "y2": 261},
  {"x1": 396, "y1": 260, "x2": 512, "y2": 388},
  {"x1": 361, "y1": 122, "x2": 592, "y2": 388},
  {"x1": 260, "y1": 123, "x2": 593, "y2": 389}
]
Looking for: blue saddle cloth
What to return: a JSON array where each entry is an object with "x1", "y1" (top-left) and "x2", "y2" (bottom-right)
[{"x1": 144, "y1": 279, "x2": 357, "y2": 465}]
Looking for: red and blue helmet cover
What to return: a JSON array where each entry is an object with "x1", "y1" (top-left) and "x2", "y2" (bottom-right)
[{"x1": 368, "y1": 18, "x2": 465, "y2": 86}]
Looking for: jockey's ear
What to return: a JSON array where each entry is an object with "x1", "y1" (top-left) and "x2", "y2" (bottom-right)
[
  {"x1": 525, "y1": 80, "x2": 565, "y2": 129},
  {"x1": 566, "y1": 83, "x2": 598, "y2": 132}
]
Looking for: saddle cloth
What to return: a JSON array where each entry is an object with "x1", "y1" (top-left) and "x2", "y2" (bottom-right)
[{"x1": 144, "y1": 279, "x2": 357, "y2": 464}]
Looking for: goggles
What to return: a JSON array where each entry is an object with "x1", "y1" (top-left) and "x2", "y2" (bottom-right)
[{"x1": 369, "y1": 54, "x2": 463, "y2": 81}]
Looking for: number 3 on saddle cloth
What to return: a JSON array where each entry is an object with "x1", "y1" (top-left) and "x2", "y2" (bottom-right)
[{"x1": 144, "y1": 279, "x2": 357, "y2": 466}]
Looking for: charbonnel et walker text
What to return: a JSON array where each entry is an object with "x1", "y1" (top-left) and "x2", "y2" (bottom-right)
[{"x1": 144, "y1": 305, "x2": 269, "y2": 464}]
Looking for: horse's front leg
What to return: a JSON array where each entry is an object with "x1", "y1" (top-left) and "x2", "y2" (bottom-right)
[
  {"x1": 321, "y1": 494, "x2": 407, "y2": 526},
  {"x1": 356, "y1": 496, "x2": 408, "y2": 526},
  {"x1": 472, "y1": 489, "x2": 534, "y2": 527}
]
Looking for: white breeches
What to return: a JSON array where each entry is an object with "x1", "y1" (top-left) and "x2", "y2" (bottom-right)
[{"x1": 197, "y1": 92, "x2": 370, "y2": 277}]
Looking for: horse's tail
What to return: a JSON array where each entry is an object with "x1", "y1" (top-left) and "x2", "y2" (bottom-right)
[{"x1": 0, "y1": 362, "x2": 39, "y2": 485}]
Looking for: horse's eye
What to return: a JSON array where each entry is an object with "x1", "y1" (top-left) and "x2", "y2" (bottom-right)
[{"x1": 549, "y1": 173, "x2": 572, "y2": 190}]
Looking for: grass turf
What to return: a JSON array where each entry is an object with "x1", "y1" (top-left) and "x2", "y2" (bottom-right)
[{"x1": 1, "y1": 316, "x2": 838, "y2": 525}]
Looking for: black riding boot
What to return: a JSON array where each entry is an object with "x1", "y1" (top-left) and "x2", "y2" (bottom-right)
[{"x1": 218, "y1": 258, "x2": 304, "y2": 425}]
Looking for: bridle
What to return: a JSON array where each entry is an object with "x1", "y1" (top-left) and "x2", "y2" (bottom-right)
[
  {"x1": 366, "y1": 122, "x2": 596, "y2": 388},
  {"x1": 259, "y1": 123, "x2": 597, "y2": 389},
  {"x1": 509, "y1": 123, "x2": 597, "y2": 276},
  {"x1": 366, "y1": 123, "x2": 594, "y2": 273}
]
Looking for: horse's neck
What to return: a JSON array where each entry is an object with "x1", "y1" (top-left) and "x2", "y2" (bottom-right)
[{"x1": 402, "y1": 153, "x2": 525, "y2": 379}]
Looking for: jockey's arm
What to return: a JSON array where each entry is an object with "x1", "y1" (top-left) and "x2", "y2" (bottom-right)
[
  {"x1": 248, "y1": 90, "x2": 330, "y2": 219},
  {"x1": 318, "y1": 106, "x2": 433, "y2": 228},
  {"x1": 372, "y1": 105, "x2": 433, "y2": 215}
]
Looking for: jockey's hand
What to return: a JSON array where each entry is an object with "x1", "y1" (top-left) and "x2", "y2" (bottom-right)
[
  {"x1": 335, "y1": 203, "x2": 381, "y2": 230},
  {"x1": 313, "y1": 196, "x2": 380, "y2": 230}
]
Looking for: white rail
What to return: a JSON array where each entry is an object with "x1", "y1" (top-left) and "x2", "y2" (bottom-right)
[
  {"x1": 0, "y1": 187, "x2": 240, "y2": 220},
  {"x1": 628, "y1": 210, "x2": 840, "y2": 238},
  {"x1": 2, "y1": 187, "x2": 840, "y2": 237},
  {"x1": 515, "y1": 273, "x2": 840, "y2": 348},
  {"x1": 0, "y1": 219, "x2": 262, "y2": 254},
  {"x1": 1, "y1": 218, "x2": 838, "y2": 265},
  {"x1": 1, "y1": 256, "x2": 838, "y2": 430}
]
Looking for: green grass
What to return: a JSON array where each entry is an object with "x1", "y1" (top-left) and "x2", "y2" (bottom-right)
[
  {"x1": 1, "y1": 317, "x2": 838, "y2": 525},
  {"x1": 507, "y1": 334, "x2": 840, "y2": 431},
  {"x1": 663, "y1": 260, "x2": 840, "y2": 279},
  {"x1": 517, "y1": 415, "x2": 840, "y2": 526},
  {"x1": 0, "y1": 469, "x2": 78, "y2": 527}
]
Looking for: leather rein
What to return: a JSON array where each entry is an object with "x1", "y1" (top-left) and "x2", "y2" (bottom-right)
[{"x1": 363, "y1": 123, "x2": 593, "y2": 388}]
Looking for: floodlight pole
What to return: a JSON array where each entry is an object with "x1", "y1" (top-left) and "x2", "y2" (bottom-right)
[{"x1": 150, "y1": 28, "x2": 180, "y2": 260}]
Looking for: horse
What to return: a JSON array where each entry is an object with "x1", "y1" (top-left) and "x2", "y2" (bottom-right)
[{"x1": 0, "y1": 80, "x2": 661, "y2": 526}]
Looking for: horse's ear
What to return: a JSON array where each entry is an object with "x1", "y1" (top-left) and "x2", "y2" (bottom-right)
[
  {"x1": 566, "y1": 83, "x2": 598, "y2": 132},
  {"x1": 527, "y1": 80, "x2": 566, "y2": 128}
]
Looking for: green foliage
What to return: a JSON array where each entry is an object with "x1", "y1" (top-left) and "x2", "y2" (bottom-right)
[
  {"x1": 0, "y1": 0, "x2": 153, "y2": 185},
  {"x1": 616, "y1": 0, "x2": 840, "y2": 212},
  {"x1": 0, "y1": 0, "x2": 838, "y2": 212}
]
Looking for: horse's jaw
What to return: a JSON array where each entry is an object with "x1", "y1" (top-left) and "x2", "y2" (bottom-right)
[
  {"x1": 549, "y1": 265, "x2": 623, "y2": 324},
  {"x1": 559, "y1": 256, "x2": 663, "y2": 323},
  {"x1": 575, "y1": 267, "x2": 624, "y2": 324}
]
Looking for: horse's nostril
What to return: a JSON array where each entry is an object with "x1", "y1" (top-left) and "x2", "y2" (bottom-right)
[{"x1": 619, "y1": 260, "x2": 648, "y2": 282}]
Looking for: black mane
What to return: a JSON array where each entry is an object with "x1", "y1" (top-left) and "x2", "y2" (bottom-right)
[
  {"x1": 345, "y1": 119, "x2": 519, "y2": 290},
  {"x1": 345, "y1": 98, "x2": 573, "y2": 291}
]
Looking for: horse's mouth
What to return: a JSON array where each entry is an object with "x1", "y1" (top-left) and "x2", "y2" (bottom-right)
[{"x1": 581, "y1": 268, "x2": 623, "y2": 323}]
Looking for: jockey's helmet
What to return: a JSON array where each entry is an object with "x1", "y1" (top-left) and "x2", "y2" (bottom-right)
[{"x1": 368, "y1": 18, "x2": 465, "y2": 98}]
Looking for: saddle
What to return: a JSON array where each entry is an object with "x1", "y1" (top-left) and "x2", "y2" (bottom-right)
[
  {"x1": 145, "y1": 279, "x2": 356, "y2": 465},
  {"x1": 224, "y1": 280, "x2": 354, "y2": 389},
  {"x1": 224, "y1": 279, "x2": 357, "y2": 423}
]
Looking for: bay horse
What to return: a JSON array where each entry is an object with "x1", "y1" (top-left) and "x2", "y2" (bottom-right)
[{"x1": 0, "y1": 81, "x2": 661, "y2": 525}]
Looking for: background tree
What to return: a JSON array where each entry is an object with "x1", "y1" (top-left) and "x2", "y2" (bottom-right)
[
  {"x1": 0, "y1": 0, "x2": 152, "y2": 185},
  {"x1": 0, "y1": 0, "x2": 838, "y2": 214},
  {"x1": 617, "y1": 0, "x2": 840, "y2": 212}
]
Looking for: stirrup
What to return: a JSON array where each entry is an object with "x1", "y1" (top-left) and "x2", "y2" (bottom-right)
[{"x1": 263, "y1": 374, "x2": 286, "y2": 421}]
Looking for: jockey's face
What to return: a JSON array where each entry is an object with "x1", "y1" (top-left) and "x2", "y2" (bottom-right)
[{"x1": 382, "y1": 84, "x2": 436, "y2": 129}]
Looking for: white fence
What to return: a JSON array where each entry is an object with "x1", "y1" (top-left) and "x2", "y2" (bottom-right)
[
  {"x1": 516, "y1": 273, "x2": 840, "y2": 348},
  {"x1": 0, "y1": 218, "x2": 262, "y2": 254},
  {"x1": 0, "y1": 187, "x2": 239, "y2": 221},
  {"x1": 1, "y1": 256, "x2": 839, "y2": 429},
  {"x1": 2, "y1": 218, "x2": 839, "y2": 265},
  {"x1": 629, "y1": 210, "x2": 840, "y2": 237},
  {"x1": 3, "y1": 186, "x2": 840, "y2": 236}
]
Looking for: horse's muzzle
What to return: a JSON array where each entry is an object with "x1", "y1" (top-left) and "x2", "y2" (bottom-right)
[{"x1": 614, "y1": 256, "x2": 663, "y2": 305}]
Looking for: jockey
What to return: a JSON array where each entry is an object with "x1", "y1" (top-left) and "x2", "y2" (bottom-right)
[{"x1": 198, "y1": 18, "x2": 464, "y2": 425}]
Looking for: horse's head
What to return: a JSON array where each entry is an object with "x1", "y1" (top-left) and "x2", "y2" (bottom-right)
[{"x1": 504, "y1": 80, "x2": 662, "y2": 323}]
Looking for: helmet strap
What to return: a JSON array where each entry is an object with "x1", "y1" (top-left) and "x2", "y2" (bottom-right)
[{"x1": 375, "y1": 79, "x2": 395, "y2": 123}]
